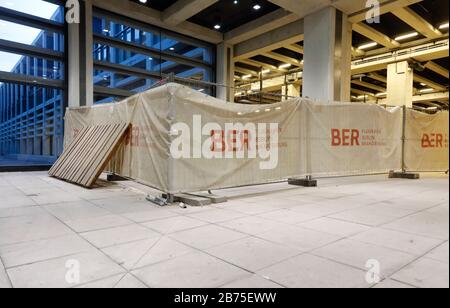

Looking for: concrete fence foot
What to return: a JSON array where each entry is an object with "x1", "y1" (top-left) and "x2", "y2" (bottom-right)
[
  {"x1": 288, "y1": 177, "x2": 318, "y2": 187},
  {"x1": 389, "y1": 171, "x2": 420, "y2": 180}
]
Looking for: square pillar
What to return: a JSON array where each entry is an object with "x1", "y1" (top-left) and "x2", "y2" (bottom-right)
[
  {"x1": 67, "y1": 0, "x2": 93, "y2": 107},
  {"x1": 387, "y1": 61, "x2": 414, "y2": 107},
  {"x1": 303, "y1": 7, "x2": 352, "y2": 102},
  {"x1": 216, "y1": 42, "x2": 234, "y2": 102}
]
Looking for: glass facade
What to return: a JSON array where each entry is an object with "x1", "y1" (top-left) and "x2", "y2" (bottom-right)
[
  {"x1": 92, "y1": 9, "x2": 215, "y2": 104},
  {"x1": 0, "y1": 2, "x2": 216, "y2": 165},
  {"x1": 0, "y1": 1, "x2": 66, "y2": 164}
]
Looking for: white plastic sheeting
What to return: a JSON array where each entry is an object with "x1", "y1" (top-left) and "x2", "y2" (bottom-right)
[
  {"x1": 64, "y1": 83, "x2": 448, "y2": 193},
  {"x1": 404, "y1": 109, "x2": 449, "y2": 172},
  {"x1": 305, "y1": 102, "x2": 403, "y2": 177}
]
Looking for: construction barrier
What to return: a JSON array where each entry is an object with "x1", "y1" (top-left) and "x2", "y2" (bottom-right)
[
  {"x1": 305, "y1": 102, "x2": 403, "y2": 177},
  {"x1": 64, "y1": 83, "x2": 449, "y2": 193},
  {"x1": 404, "y1": 109, "x2": 449, "y2": 172}
]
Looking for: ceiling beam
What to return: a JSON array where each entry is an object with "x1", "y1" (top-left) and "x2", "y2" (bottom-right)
[
  {"x1": 352, "y1": 80, "x2": 386, "y2": 92},
  {"x1": 353, "y1": 23, "x2": 400, "y2": 49},
  {"x1": 351, "y1": 88, "x2": 375, "y2": 96},
  {"x1": 234, "y1": 19, "x2": 304, "y2": 60},
  {"x1": 284, "y1": 44, "x2": 304, "y2": 54},
  {"x1": 267, "y1": 0, "x2": 332, "y2": 18},
  {"x1": 424, "y1": 61, "x2": 449, "y2": 78},
  {"x1": 377, "y1": 91, "x2": 449, "y2": 103},
  {"x1": 368, "y1": 73, "x2": 387, "y2": 83},
  {"x1": 225, "y1": 9, "x2": 300, "y2": 45},
  {"x1": 162, "y1": 0, "x2": 219, "y2": 26},
  {"x1": 392, "y1": 7, "x2": 442, "y2": 39},
  {"x1": 238, "y1": 59, "x2": 287, "y2": 73},
  {"x1": 348, "y1": 0, "x2": 424, "y2": 23},
  {"x1": 414, "y1": 74, "x2": 447, "y2": 91},
  {"x1": 352, "y1": 39, "x2": 449, "y2": 74},
  {"x1": 234, "y1": 66, "x2": 258, "y2": 76},
  {"x1": 262, "y1": 52, "x2": 302, "y2": 67}
]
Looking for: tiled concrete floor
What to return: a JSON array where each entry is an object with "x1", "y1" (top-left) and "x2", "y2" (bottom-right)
[{"x1": 0, "y1": 172, "x2": 448, "y2": 288}]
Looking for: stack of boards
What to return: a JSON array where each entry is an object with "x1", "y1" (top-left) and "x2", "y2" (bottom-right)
[{"x1": 49, "y1": 123, "x2": 130, "y2": 188}]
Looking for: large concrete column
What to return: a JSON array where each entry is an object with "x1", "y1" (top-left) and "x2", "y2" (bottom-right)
[
  {"x1": 302, "y1": 7, "x2": 352, "y2": 102},
  {"x1": 387, "y1": 61, "x2": 414, "y2": 107},
  {"x1": 79, "y1": 0, "x2": 94, "y2": 106},
  {"x1": 67, "y1": 22, "x2": 80, "y2": 108},
  {"x1": 67, "y1": 0, "x2": 93, "y2": 107},
  {"x1": 216, "y1": 42, "x2": 234, "y2": 102}
]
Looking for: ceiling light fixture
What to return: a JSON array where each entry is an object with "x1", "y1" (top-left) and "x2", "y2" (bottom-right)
[
  {"x1": 358, "y1": 42, "x2": 377, "y2": 50},
  {"x1": 214, "y1": 24, "x2": 221, "y2": 30},
  {"x1": 139, "y1": 0, "x2": 147, "y2": 3},
  {"x1": 253, "y1": 3, "x2": 261, "y2": 10},
  {"x1": 242, "y1": 74, "x2": 252, "y2": 79},
  {"x1": 419, "y1": 88, "x2": 434, "y2": 93},
  {"x1": 279, "y1": 63, "x2": 291, "y2": 69},
  {"x1": 395, "y1": 32, "x2": 418, "y2": 41},
  {"x1": 439, "y1": 22, "x2": 449, "y2": 30}
]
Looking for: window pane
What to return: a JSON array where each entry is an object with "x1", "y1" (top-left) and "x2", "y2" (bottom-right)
[
  {"x1": 0, "y1": 20, "x2": 64, "y2": 52},
  {"x1": 0, "y1": 83, "x2": 64, "y2": 158},
  {"x1": 0, "y1": 51, "x2": 65, "y2": 80},
  {"x1": 161, "y1": 34, "x2": 212, "y2": 64},
  {"x1": 94, "y1": 69, "x2": 158, "y2": 94},
  {"x1": 0, "y1": 1, "x2": 66, "y2": 164},
  {"x1": 0, "y1": 0, "x2": 64, "y2": 23},
  {"x1": 92, "y1": 10, "x2": 216, "y2": 104}
]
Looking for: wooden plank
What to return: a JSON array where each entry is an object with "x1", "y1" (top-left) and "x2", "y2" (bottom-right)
[{"x1": 49, "y1": 123, "x2": 130, "y2": 188}]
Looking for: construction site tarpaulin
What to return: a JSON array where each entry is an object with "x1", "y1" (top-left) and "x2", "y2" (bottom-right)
[
  {"x1": 65, "y1": 84, "x2": 306, "y2": 193},
  {"x1": 64, "y1": 83, "x2": 448, "y2": 193},
  {"x1": 304, "y1": 102, "x2": 403, "y2": 177},
  {"x1": 404, "y1": 109, "x2": 449, "y2": 172}
]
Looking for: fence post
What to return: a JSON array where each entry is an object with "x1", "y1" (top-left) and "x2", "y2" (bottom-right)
[
  {"x1": 389, "y1": 105, "x2": 420, "y2": 179},
  {"x1": 288, "y1": 101, "x2": 317, "y2": 187},
  {"x1": 402, "y1": 105, "x2": 407, "y2": 173}
]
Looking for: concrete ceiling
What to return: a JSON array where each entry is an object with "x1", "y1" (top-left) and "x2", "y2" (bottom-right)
[{"x1": 128, "y1": 0, "x2": 448, "y2": 108}]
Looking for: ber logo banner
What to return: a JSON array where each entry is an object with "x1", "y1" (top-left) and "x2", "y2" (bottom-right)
[
  {"x1": 405, "y1": 110, "x2": 449, "y2": 172},
  {"x1": 421, "y1": 133, "x2": 449, "y2": 149}
]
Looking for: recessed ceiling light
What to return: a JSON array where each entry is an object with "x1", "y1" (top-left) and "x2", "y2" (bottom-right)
[
  {"x1": 395, "y1": 32, "x2": 418, "y2": 41},
  {"x1": 279, "y1": 63, "x2": 291, "y2": 69},
  {"x1": 439, "y1": 22, "x2": 449, "y2": 30},
  {"x1": 214, "y1": 24, "x2": 221, "y2": 30},
  {"x1": 358, "y1": 42, "x2": 377, "y2": 50},
  {"x1": 253, "y1": 4, "x2": 261, "y2": 10},
  {"x1": 169, "y1": 47, "x2": 175, "y2": 51},
  {"x1": 139, "y1": 0, "x2": 147, "y2": 3},
  {"x1": 234, "y1": 0, "x2": 239, "y2": 4}
]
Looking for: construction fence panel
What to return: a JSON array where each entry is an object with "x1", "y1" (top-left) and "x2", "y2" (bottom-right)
[
  {"x1": 305, "y1": 102, "x2": 404, "y2": 177},
  {"x1": 404, "y1": 109, "x2": 449, "y2": 172},
  {"x1": 65, "y1": 86, "x2": 172, "y2": 192},
  {"x1": 169, "y1": 85, "x2": 306, "y2": 193},
  {"x1": 63, "y1": 83, "x2": 448, "y2": 194}
]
